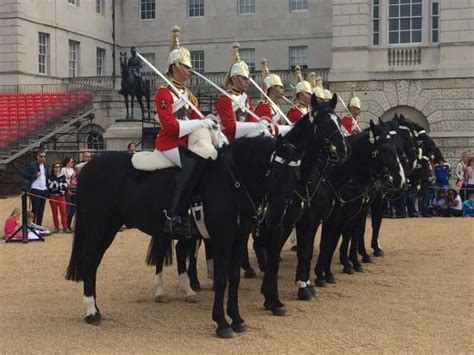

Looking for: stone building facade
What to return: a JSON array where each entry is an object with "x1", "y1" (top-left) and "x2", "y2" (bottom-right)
[{"x1": 0, "y1": 0, "x2": 472, "y2": 163}]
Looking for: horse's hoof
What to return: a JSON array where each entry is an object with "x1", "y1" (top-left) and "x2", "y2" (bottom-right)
[
  {"x1": 307, "y1": 284, "x2": 317, "y2": 297},
  {"x1": 154, "y1": 294, "x2": 169, "y2": 303},
  {"x1": 84, "y1": 312, "x2": 102, "y2": 326},
  {"x1": 362, "y1": 255, "x2": 373, "y2": 263},
  {"x1": 191, "y1": 281, "x2": 202, "y2": 292},
  {"x1": 343, "y1": 265, "x2": 355, "y2": 275},
  {"x1": 373, "y1": 249, "x2": 384, "y2": 257},
  {"x1": 185, "y1": 294, "x2": 198, "y2": 303},
  {"x1": 231, "y1": 321, "x2": 247, "y2": 333},
  {"x1": 264, "y1": 301, "x2": 287, "y2": 316},
  {"x1": 325, "y1": 273, "x2": 337, "y2": 284},
  {"x1": 315, "y1": 278, "x2": 327, "y2": 287},
  {"x1": 297, "y1": 287, "x2": 314, "y2": 301},
  {"x1": 216, "y1": 327, "x2": 235, "y2": 339},
  {"x1": 354, "y1": 265, "x2": 364, "y2": 273},
  {"x1": 244, "y1": 268, "x2": 257, "y2": 279}
]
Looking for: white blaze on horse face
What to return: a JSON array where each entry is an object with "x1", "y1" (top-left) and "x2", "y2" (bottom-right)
[
  {"x1": 397, "y1": 156, "x2": 406, "y2": 188},
  {"x1": 155, "y1": 272, "x2": 166, "y2": 297},
  {"x1": 83, "y1": 295, "x2": 98, "y2": 317},
  {"x1": 178, "y1": 272, "x2": 196, "y2": 297}
]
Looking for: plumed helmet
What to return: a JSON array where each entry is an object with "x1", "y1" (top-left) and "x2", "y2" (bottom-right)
[
  {"x1": 324, "y1": 88, "x2": 333, "y2": 101},
  {"x1": 349, "y1": 85, "x2": 361, "y2": 109},
  {"x1": 225, "y1": 43, "x2": 250, "y2": 86},
  {"x1": 294, "y1": 65, "x2": 312, "y2": 95},
  {"x1": 167, "y1": 26, "x2": 192, "y2": 70},
  {"x1": 261, "y1": 58, "x2": 283, "y2": 91}
]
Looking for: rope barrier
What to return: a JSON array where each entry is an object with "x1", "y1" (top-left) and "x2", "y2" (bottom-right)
[{"x1": 26, "y1": 192, "x2": 77, "y2": 206}]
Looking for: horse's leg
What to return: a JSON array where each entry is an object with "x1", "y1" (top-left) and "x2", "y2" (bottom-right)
[
  {"x1": 176, "y1": 239, "x2": 197, "y2": 303},
  {"x1": 253, "y1": 230, "x2": 267, "y2": 272},
  {"x1": 350, "y1": 214, "x2": 367, "y2": 272},
  {"x1": 188, "y1": 240, "x2": 201, "y2": 291},
  {"x1": 130, "y1": 94, "x2": 135, "y2": 120},
  {"x1": 241, "y1": 233, "x2": 256, "y2": 278},
  {"x1": 371, "y1": 195, "x2": 385, "y2": 256},
  {"x1": 124, "y1": 95, "x2": 130, "y2": 120},
  {"x1": 204, "y1": 239, "x2": 214, "y2": 281},
  {"x1": 357, "y1": 208, "x2": 372, "y2": 263},
  {"x1": 227, "y1": 233, "x2": 247, "y2": 333},
  {"x1": 153, "y1": 236, "x2": 172, "y2": 303},
  {"x1": 323, "y1": 223, "x2": 343, "y2": 284},
  {"x1": 261, "y1": 223, "x2": 286, "y2": 316},
  {"x1": 301, "y1": 216, "x2": 320, "y2": 298},
  {"x1": 294, "y1": 211, "x2": 315, "y2": 300},
  {"x1": 136, "y1": 94, "x2": 145, "y2": 120},
  {"x1": 315, "y1": 215, "x2": 341, "y2": 286},
  {"x1": 340, "y1": 229, "x2": 355, "y2": 274},
  {"x1": 212, "y1": 232, "x2": 234, "y2": 338}
]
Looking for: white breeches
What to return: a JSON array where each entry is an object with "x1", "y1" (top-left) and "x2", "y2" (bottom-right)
[{"x1": 162, "y1": 147, "x2": 182, "y2": 168}]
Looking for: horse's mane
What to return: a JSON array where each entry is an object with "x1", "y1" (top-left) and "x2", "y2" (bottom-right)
[{"x1": 220, "y1": 135, "x2": 275, "y2": 171}]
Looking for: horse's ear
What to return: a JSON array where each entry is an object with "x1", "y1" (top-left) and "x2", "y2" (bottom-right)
[
  {"x1": 378, "y1": 117, "x2": 383, "y2": 125},
  {"x1": 329, "y1": 93, "x2": 337, "y2": 110},
  {"x1": 369, "y1": 119, "x2": 376, "y2": 144},
  {"x1": 394, "y1": 113, "x2": 399, "y2": 120}
]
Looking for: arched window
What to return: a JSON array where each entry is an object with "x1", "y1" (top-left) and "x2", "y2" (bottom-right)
[{"x1": 86, "y1": 132, "x2": 104, "y2": 150}]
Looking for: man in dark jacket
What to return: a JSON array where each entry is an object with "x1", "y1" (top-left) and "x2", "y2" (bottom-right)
[{"x1": 21, "y1": 149, "x2": 49, "y2": 225}]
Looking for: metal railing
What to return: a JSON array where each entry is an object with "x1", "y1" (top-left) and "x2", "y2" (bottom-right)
[{"x1": 0, "y1": 84, "x2": 94, "y2": 159}]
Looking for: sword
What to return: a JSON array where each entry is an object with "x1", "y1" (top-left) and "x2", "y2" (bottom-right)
[
  {"x1": 248, "y1": 77, "x2": 292, "y2": 125},
  {"x1": 191, "y1": 69, "x2": 263, "y2": 122},
  {"x1": 137, "y1": 52, "x2": 204, "y2": 119},
  {"x1": 281, "y1": 96, "x2": 304, "y2": 114},
  {"x1": 337, "y1": 94, "x2": 361, "y2": 132}
]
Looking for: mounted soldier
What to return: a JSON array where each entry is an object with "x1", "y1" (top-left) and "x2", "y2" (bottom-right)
[
  {"x1": 341, "y1": 86, "x2": 362, "y2": 136},
  {"x1": 286, "y1": 65, "x2": 312, "y2": 124},
  {"x1": 154, "y1": 26, "x2": 216, "y2": 237},
  {"x1": 128, "y1": 46, "x2": 143, "y2": 91},
  {"x1": 216, "y1": 43, "x2": 268, "y2": 142}
]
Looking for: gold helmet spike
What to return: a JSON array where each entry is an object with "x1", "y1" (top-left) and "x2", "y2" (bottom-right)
[
  {"x1": 261, "y1": 58, "x2": 283, "y2": 92},
  {"x1": 294, "y1": 65, "x2": 303, "y2": 83},
  {"x1": 170, "y1": 26, "x2": 181, "y2": 51},
  {"x1": 313, "y1": 75, "x2": 325, "y2": 99},
  {"x1": 261, "y1": 58, "x2": 270, "y2": 77},
  {"x1": 232, "y1": 42, "x2": 241, "y2": 63}
]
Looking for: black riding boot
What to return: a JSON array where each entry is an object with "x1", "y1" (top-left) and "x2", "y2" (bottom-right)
[{"x1": 164, "y1": 147, "x2": 208, "y2": 238}]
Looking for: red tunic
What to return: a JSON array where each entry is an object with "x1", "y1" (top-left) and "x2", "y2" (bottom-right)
[
  {"x1": 154, "y1": 83, "x2": 201, "y2": 151},
  {"x1": 215, "y1": 90, "x2": 255, "y2": 142},
  {"x1": 286, "y1": 102, "x2": 308, "y2": 124},
  {"x1": 341, "y1": 116, "x2": 353, "y2": 136},
  {"x1": 255, "y1": 100, "x2": 279, "y2": 124}
]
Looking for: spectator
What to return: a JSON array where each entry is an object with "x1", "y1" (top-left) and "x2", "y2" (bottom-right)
[
  {"x1": 455, "y1": 152, "x2": 469, "y2": 200},
  {"x1": 26, "y1": 211, "x2": 51, "y2": 238},
  {"x1": 48, "y1": 161, "x2": 70, "y2": 233},
  {"x1": 430, "y1": 189, "x2": 448, "y2": 217},
  {"x1": 127, "y1": 142, "x2": 137, "y2": 155},
  {"x1": 76, "y1": 151, "x2": 93, "y2": 169},
  {"x1": 466, "y1": 157, "x2": 474, "y2": 194},
  {"x1": 446, "y1": 189, "x2": 463, "y2": 217},
  {"x1": 462, "y1": 191, "x2": 474, "y2": 217},
  {"x1": 433, "y1": 160, "x2": 450, "y2": 193},
  {"x1": 67, "y1": 164, "x2": 82, "y2": 230},
  {"x1": 394, "y1": 181, "x2": 417, "y2": 218},
  {"x1": 419, "y1": 159, "x2": 434, "y2": 217},
  {"x1": 60, "y1": 156, "x2": 75, "y2": 223},
  {"x1": 21, "y1": 149, "x2": 49, "y2": 225},
  {"x1": 3, "y1": 208, "x2": 20, "y2": 240}
]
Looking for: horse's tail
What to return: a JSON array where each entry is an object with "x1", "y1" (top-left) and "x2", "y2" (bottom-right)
[
  {"x1": 146, "y1": 236, "x2": 173, "y2": 266},
  {"x1": 65, "y1": 206, "x2": 85, "y2": 281}
]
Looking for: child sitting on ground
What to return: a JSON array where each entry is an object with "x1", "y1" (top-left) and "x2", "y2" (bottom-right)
[
  {"x1": 446, "y1": 189, "x2": 463, "y2": 217},
  {"x1": 3, "y1": 208, "x2": 21, "y2": 240},
  {"x1": 26, "y1": 211, "x2": 51, "y2": 238},
  {"x1": 430, "y1": 189, "x2": 448, "y2": 216},
  {"x1": 462, "y1": 192, "x2": 474, "y2": 217}
]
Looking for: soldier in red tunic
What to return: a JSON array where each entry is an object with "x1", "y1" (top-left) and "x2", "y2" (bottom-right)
[
  {"x1": 216, "y1": 44, "x2": 268, "y2": 142},
  {"x1": 286, "y1": 65, "x2": 312, "y2": 124},
  {"x1": 254, "y1": 58, "x2": 291, "y2": 136},
  {"x1": 340, "y1": 86, "x2": 361, "y2": 136},
  {"x1": 155, "y1": 26, "x2": 215, "y2": 237}
]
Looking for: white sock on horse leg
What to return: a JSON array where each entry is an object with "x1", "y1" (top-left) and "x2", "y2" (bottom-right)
[
  {"x1": 83, "y1": 295, "x2": 98, "y2": 316},
  {"x1": 178, "y1": 272, "x2": 196, "y2": 296},
  {"x1": 296, "y1": 280, "x2": 307, "y2": 289},
  {"x1": 154, "y1": 272, "x2": 166, "y2": 297},
  {"x1": 306, "y1": 280, "x2": 311, "y2": 286},
  {"x1": 206, "y1": 259, "x2": 214, "y2": 280}
]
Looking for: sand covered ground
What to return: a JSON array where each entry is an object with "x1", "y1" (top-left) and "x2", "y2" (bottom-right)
[{"x1": 0, "y1": 195, "x2": 472, "y2": 353}]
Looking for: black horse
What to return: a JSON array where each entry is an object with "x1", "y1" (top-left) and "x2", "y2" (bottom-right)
[
  {"x1": 367, "y1": 114, "x2": 444, "y2": 257},
  {"x1": 119, "y1": 52, "x2": 151, "y2": 120},
  {"x1": 259, "y1": 94, "x2": 349, "y2": 314},
  {"x1": 65, "y1": 115, "x2": 314, "y2": 338}
]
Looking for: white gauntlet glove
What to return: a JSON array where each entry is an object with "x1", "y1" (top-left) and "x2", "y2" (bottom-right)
[{"x1": 201, "y1": 117, "x2": 218, "y2": 130}]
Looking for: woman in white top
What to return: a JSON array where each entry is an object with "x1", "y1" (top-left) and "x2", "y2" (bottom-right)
[
  {"x1": 456, "y1": 152, "x2": 469, "y2": 200},
  {"x1": 60, "y1": 156, "x2": 75, "y2": 185}
]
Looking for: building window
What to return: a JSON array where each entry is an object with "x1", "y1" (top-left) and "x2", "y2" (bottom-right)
[
  {"x1": 68, "y1": 0, "x2": 78, "y2": 5},
  {"x1": 238, "y1": 0, "x2": 255, "y2": 15},
  {"x1": 431, "y1": 0, "x2": 439, "y2": 43},
  {"x1": 191, "y1": 50, "x2": 205, "y2": 73},
  {"x1": 388, "y1": 0, "x2": 422, "y2": 44},
  {"x1": 290, "y1": 0, "x2": 308, "y2": 11},
  {"x1": 96, "y1": 48, "x2": 105, "y2": 76},
  {"x1": 140, "y1": 52, "x2": 155, "y2": 73},
  {"x1": 140, "y1": 0, "x2": 155, "y2": 20},
  {"x1": 38, "y1": 33, "x2": 49, "y2": 75},
  {"x1": 96, "y1": 0, "x2": 105, "y2": 15},
  {"x1": 69, "y1": 40, "x2": 79, "y2": 77},
  {"x1": 372, "y1": 0, "x2": 380, "y2": 45},
  {"x1": 239, "y1": 48, "x2": 256, "y2": 72},
  {"x1": 289, "y1": 46, "x2": 307, "y2": 69},
  {"x1": 188, "y1": 0, "x2": 204, "y2": 17},
  {"x1": 87, "y1": 133, "x2": 104, "y2": 150}
]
